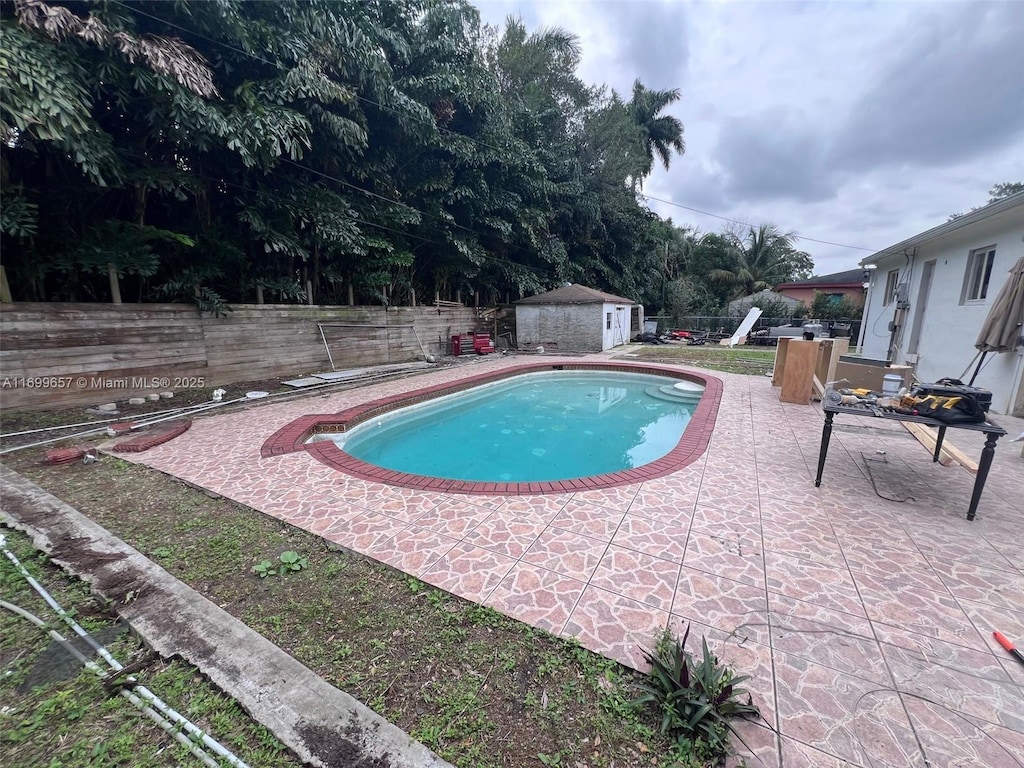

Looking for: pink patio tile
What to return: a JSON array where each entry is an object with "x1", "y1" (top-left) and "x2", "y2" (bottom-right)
[
  {"x1": 839, "y1": 537, "x2": 934, "y2": 576},
  {"x1": 672, "y1": 567, "x2": 769, "y2": 644},
  {"x1": 485, "y1": 563, "x2": 586, "y2": 634},
  {"x1": 319, "y1": 511, "x2": 409, "y2": 553},
  {"x1": 725, "y1": 722, "x2": 780, "y2": 768},
  {"x1": 683, "y1": 527, "x2": 766, "y2": 588},
  {"x1": 611, "y1": 513, "x2": 690, "y2": 562},
  {"x1": 419, "y1": 542, "x2": 517, "y2": 603},
  {"x1": 588, "y1": 545, "x2": 680, "y2": 611},
  {"x1": 902, "y1": 696, "x2": 1024, "y2": 768},
  {"x1": 368, "y1": 526, "x2": 458, "y2": 576},
  {"x1": 881, "y1": 642, "x2": 1023, "y2": 731},
  {"x1": 928, "y1": 558, "x2": 1024, "y2": 613},
  {"x1": 761, "y1": 525, "x2": 845, "y2": 567},
  {"x1": 549, "y1": 499, "x2": 626, "y2": 541},
  {"x1": 570, "y1": 484, "x2": 641, "y2": 510},
  {"x1": 852, "y1": 571, "x2": 981, "y2": 648},
  {"x1": 627, "y1": 489, "x2": 697, "y2": 526},
  {"x1": 410, "y1": 498, "x2": 493, "y2": 538},
  {"x1": 956, "y1": 598, "x2": 1024, "y2": 685},
  {"x1": 461, "y1": 514, "x2": 548, "y2": 559},
  {"x1": 769, "y1": 613, "x2": 891, "y2": 687},
  {"x1": 778, "y1": 737, "x2": 861, "y2": 767},
  {"x1": 563, "y1": 585, "x2": 669, "y2": 670},
  {"x1": 768, "y1": 593, "x2": 874, "y2": 639},
  {"x1": 521, "y1": 528, "x2": 608, "y2": 581},
  {"x1": 497, "y1": 494, "x2": 571, "y2": 523},
  {"x1": 765, "y1": 551, "x2": 865, "y2": 618},
  {"x1": 773, "y1": 652, "x2": 925, "y2": 767}
]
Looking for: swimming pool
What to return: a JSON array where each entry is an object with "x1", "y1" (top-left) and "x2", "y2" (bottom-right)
[
  {"x1": 262, "y1": 363, "x2": 723, "y2": 494},
  {"x1": 312, "y1": 371, "x2": 699, "y2": 482}
]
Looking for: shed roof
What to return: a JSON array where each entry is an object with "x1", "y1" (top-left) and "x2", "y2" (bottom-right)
[{"x1": 515, "y1": 284, "x2": 636, "y2": 305}]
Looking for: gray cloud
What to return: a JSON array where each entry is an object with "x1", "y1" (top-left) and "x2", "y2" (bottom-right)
[
  {"x1": 715, "y1": 108, "x2": 838, "y2": 203},
  {"x1": 602, "y1": 1, "x2": 690, "y2": 92},
  {"x1": 831, "y1": 1, "x2": 1024, "y2": 171}
]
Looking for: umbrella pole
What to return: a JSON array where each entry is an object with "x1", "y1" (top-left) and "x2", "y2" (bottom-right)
[{"x1": 969, "y1": 350, "x2": 988, "y2": 386}]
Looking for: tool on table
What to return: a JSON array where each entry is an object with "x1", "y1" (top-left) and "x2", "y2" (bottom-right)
[{"x1": 993, "y1": 631, "x2": 1024, "y2": 666}]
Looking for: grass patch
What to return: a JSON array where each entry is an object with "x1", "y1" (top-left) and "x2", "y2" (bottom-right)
[
  {"x1": 618, "y1": 344, "x2": 776, "y2": 376},
  {"x1": 0, "y1": 528, "x2": 299, "y2": 768},
  {"x1": 0, "y1": 451, "x2": 754, "y2": 767}
]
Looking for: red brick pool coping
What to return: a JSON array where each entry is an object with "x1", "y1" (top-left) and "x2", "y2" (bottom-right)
[{"x1": 261, "y1": 362, "x2": 722, "y2": 494}]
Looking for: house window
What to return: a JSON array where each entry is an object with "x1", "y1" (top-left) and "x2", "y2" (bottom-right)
[
  {"x1": 606, "y1": 312, "x2": 612, "y2": 330},
  {"x1": 883, "y1": 270, "x2": 899, "y2": 306},
  {"x1": 962, "y1": 246, "x2": 996, "y2": 303},
  {"x1": 825, "y1": 293, "x2": 844, "y2": 306}
]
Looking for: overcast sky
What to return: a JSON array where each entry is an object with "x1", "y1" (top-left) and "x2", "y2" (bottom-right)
[{"x1": 474, "y1": 0, "x2": 1024, "y2": 275}]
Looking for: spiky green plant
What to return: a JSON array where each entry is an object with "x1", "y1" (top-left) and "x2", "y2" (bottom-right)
[{"x1": 633, "y1": 624, "x2": 761, "y2": 759}]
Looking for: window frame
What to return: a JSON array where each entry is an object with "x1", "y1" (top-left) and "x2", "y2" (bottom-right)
[
  {"x1": 961, "y1": 246, "x2": 996, "y2": 304},
  {"x1": 882, "y1": 270, "x2": 899, "y2": 307}
]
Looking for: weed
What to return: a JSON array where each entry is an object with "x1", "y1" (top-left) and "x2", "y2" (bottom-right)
[
  {"x1": 252, "y1": 559, "x2": 277, "y2": 578},
  {"x1": 252, "y1": 550, "x2": 308, "y2": 578},
  {"x1": 633, "y1": 624, "x2": 760, "y2": 761}
]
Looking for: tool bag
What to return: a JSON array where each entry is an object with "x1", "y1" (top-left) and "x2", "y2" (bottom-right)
[
  {"x1": 913, "y1": 378, "x2": 992, "y2": 414},
  {"x1": 912, "y1": 393, "x2": 987, "y2": 424}
]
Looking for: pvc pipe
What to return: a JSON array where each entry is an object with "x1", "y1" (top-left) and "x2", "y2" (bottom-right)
[
  {"x1": 1, "y1": 363, "x2": 438, "y2": 456},
  {"x1": 0, "y1": 425, "x2": 114, "y2": 455},
  {"x1": 0, "y1": 536, "x2": 251, "y2": 768},
  {"x1": 1, "y1": 402, "x2": 195, "y2": 438},
  {"x1": 0, "y1": 599, "x2": 221, "y2": 768}
]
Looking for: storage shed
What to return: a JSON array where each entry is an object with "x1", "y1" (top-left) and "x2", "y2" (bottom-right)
[{"x1": 514, "y1": 284, "x2": 640, "y2": 352}]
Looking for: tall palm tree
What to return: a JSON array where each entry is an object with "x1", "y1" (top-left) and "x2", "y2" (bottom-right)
[
  {"x1": 708, "y1": 224, "x2": 804, "y2": 298},
  {"x1": 627, "y1": 80, "x2": 685, "y2": 188}
]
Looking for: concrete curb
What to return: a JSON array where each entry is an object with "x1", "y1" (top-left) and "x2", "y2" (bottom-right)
[{"x1": 0, "y1": 465, "x2": 454, "y2": 768}]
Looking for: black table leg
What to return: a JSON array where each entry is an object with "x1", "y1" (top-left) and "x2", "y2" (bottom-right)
[
  {"x1": 815, "y1": 411, "x2": 835, "y2": 487},
  {"x1": 933, "y1": 425, "x2": 947, "y2": 462},
  {"x1": 967, "y1": 433, "x2": 1001, "y2": 521}
]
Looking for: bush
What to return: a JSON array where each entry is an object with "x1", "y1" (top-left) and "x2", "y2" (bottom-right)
[{"x1": 633, "y1": 624, "x2": 761, "y2": 762}]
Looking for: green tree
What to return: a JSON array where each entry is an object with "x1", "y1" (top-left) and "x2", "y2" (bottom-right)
[
  {"x1": 709, "y1": 224, "x2": 813, "y2": 299},
  {"x1": 626, "y1": 80, "x2": 685, "y2": 189}
]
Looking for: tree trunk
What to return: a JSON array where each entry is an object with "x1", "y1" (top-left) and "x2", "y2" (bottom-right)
[
  {"x1": 108, "y1": 264, "x2": 122, "y2": 304},
  {"x1": 347, "y1": 279, "x2": 354, "y2": 306},
  {"x1": 256, "y1": 285, "x2": 264, "y2": 304},
  {"x1": 0, "y1": 264, "x2": 12, "y2": 303}
]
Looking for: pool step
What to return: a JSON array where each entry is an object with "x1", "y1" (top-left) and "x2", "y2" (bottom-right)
[{"x1": 645, "y1": 383, "x2": 705, "y2": 404}]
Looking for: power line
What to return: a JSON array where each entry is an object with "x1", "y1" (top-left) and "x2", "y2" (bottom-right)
[{"x1": 634, "y1": 189, "x2": 878, "y2": 252}]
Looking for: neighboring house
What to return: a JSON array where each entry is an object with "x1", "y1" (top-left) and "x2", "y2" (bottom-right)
[
  {"x1": 775, "y1": 268, "x2": 867, "y2": 308},
  {"x1": 727, "y1": 289, "x2": 802, "y2": 317},
  {"x1": 857, "y1": 191, "x2": 1024, "y2": 416},
  {"x1": 514, "y1": 284, "x2": 640, "y2": 352}
]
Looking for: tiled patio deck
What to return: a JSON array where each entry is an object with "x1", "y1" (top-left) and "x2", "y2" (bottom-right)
[{"x1": 117, "y1": 353, "x2": 1024, "y2": 767}]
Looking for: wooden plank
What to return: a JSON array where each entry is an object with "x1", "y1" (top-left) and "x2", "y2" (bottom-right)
[
  {"x1": 901, "y1": 422, "x2": 978, "y2": 471},
  {"x1": 779, "y1": 340, "x2": 817, "y2": 404},
  {"x1": 771, "y1": 337, "x2": 790, "y2": 387}
]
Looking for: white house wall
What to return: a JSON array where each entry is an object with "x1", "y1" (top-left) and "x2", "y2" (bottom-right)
[{"x1": 860, "y1": 211, "x2": 1024, "y2": 414}]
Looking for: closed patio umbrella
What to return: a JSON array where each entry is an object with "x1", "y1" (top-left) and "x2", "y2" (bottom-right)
[{"x1": 969, "y1": 255, "x2": 1024, "y2": 385}]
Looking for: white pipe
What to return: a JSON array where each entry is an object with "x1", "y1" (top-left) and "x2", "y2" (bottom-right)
[
  {"x1": 1, "y1": 364, "x2": 440, "y2": 456},
  {"x1": 0, "y1": 536, "x2": 251, "y2": 768},
  {"x1": 0, "y1": 425, "x2": 114, "y2": 455},
  {"x1": 1, "y1": 402, "x2": 196, "y2": 438},
  {"x1": 0, "y1": 599, "x2": 221, "y2": 768}
]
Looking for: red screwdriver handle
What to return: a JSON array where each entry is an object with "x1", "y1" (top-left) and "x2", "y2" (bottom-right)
[
  {"x1": 994, "y1": 630, "x2": 1024, "y2": 666},
  {"x1": 994, "y1": 631, "x2": 1015, "y2": 652}
]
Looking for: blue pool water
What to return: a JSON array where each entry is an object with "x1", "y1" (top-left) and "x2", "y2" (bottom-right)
[{"x1": 316, "y1": 371, "x2": 700, "y2": 482}]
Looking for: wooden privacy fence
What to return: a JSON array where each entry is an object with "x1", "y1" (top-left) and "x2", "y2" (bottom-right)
[{"x1": 0, "y1": 303, "x2": 480, "y2": 410}]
